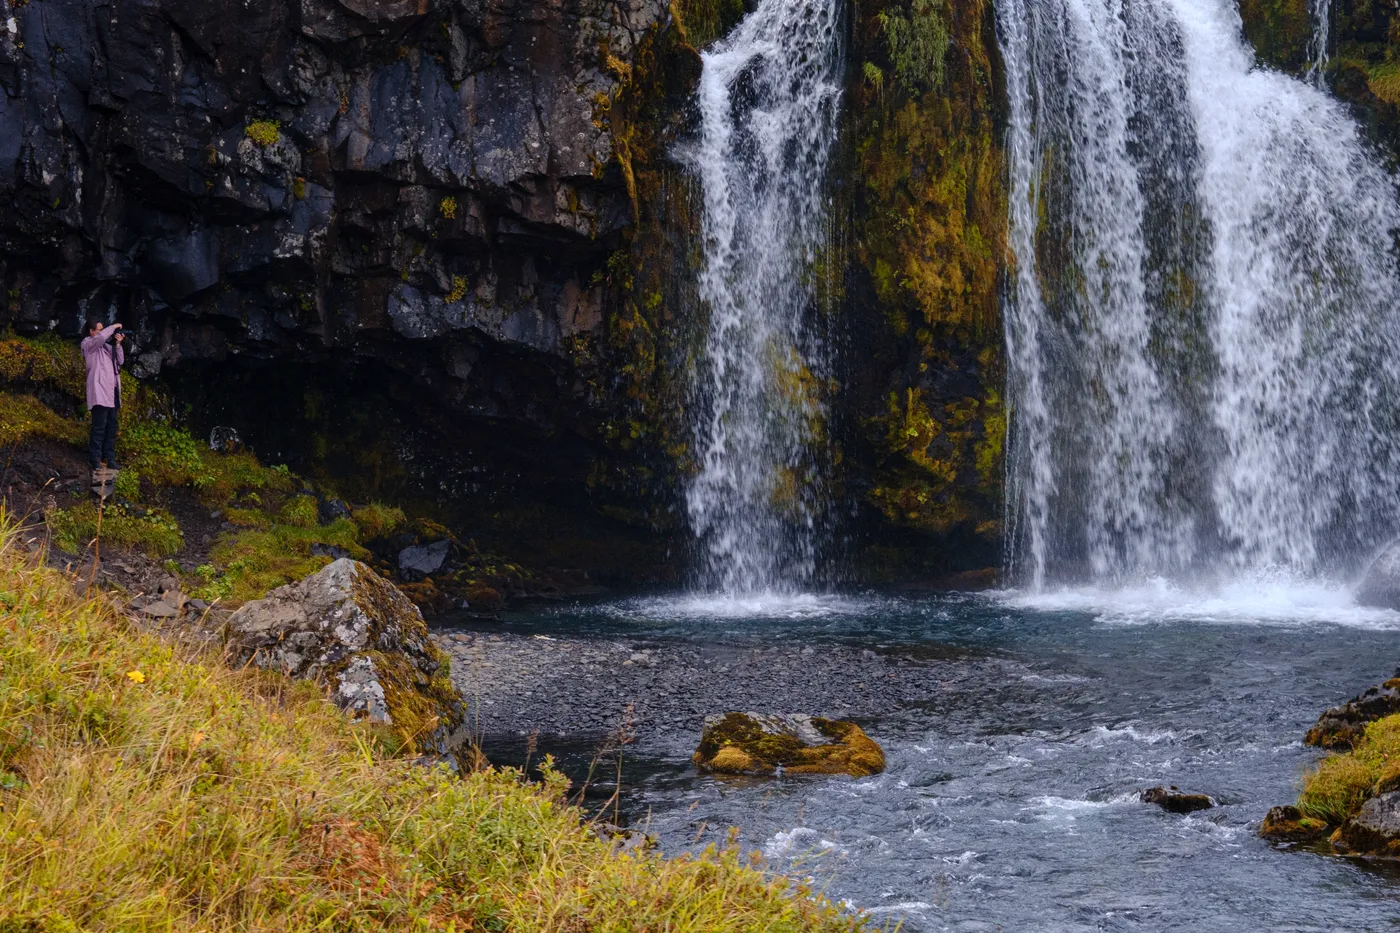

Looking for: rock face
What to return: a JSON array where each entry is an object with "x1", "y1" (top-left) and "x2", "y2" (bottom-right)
[
  {"x1": 225, "y1": 558, "x2": 464, "y2": 755},
  {"x1": 1305, "y1": 675, "x2": 1400, "y2": 750},
  {"x1": 1140, "y1": 786, "x2": 1215, "y2": 814},
  {"x1": 1260, "y1": 805, "x2": 1329, "y2": 844},
  {"x1": 1333, "y1": 791, "x2": 1400, "y2": 856},
  {"x1": 692, "y1": 712, "x2": 886, "y2": 778},
  {"x1": 1357, "y1": 541, "x2": 1400, "y2": 611},
  {"x1": 0, "y1": 0, "x2": 702, "y2": 572}
]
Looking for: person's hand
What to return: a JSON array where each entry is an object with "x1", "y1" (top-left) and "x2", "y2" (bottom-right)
[
  {"x1": 113, "y1": 322, "x2": 121, "y2": 329},
  {"x1": 114, "y1": 332, "x2": 124, "y2": 343}
]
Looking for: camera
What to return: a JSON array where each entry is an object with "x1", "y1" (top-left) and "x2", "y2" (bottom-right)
[{"x1": 106, "y1": 326, "x2": 126, "y2": 346}]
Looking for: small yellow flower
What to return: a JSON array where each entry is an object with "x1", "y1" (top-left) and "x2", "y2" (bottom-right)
[
  {"x1": 190, "y1": 732, "x2": 207, "y2": 748},
  {"x1": 126, "y1": 670, "x2": 145, "y2": 684}
]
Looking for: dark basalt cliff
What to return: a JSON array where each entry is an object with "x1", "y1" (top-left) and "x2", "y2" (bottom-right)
[
  {"x1": 0, "y1": 0, "x2": 1006, "y2": 583},
  {"x1": 0, "y1": 0, "x2": 704, "y2": 575}
]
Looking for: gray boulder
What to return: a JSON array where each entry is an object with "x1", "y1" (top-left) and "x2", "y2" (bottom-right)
[
  {"x1": 399, "y1": 539, "x2": 451, "y2": 579},
  {"x1": 1334, "y1": 791, "x2": 1400, "y2": 856},
  {"x1": 1357, "y1": 539, "x2": 1400, "y2": 610},
  {"x1": 224, "y1": 558, "x2": 465, "y2": 757}
]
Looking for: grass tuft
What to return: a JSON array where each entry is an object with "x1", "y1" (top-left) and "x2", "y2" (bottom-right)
[
  {"x1": 0, "y1": 508, "x2": 871, "y2": 932},
  {"x1": 352, "y1": 502, "x2": 406, "y2": 541},
  {"x1": 1298, "y1": 713, "x2": 1400, "y2": 825}
]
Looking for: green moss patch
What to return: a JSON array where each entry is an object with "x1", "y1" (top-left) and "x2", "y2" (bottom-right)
[
  {"x1": 0, "y1": 393, "x2": 85, "y2": 448},
  {"x1": 47, "y1": 501, "x2": 185, "y2": 558},
  {"x1": 351, "y1": 502, "x2": 406, "y2": 540},
  {"x1": 199, "y1": 519, "x2": 367, "y2": 605}
]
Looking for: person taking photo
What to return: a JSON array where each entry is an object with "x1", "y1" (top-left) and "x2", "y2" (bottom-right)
[{"x1": 81, "y1": 318, "x2": 125, "y2": 473}]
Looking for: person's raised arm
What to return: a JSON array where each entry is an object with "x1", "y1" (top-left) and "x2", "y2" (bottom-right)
[{"x1": 80, "y1": 323, "x2": 121, "y2": 353}]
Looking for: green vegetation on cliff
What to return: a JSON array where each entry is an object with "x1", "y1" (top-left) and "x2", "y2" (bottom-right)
[
  {"x1": 0, "y1": 515, "x2": 869, "y2": 931},
  {"x1": 849, "y1": 0, "x2": 1006, "y2": 545}
]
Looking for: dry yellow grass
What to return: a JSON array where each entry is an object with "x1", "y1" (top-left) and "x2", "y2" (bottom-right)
[
  {"x1": 1298, "y1": 713, "x2": 1400, "y2": 826},
  {"x1": 0, "y1": 508, "x2": 871, "y2": 932}
]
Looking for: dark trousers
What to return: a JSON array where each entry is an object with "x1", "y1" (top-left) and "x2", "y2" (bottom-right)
[{"x1": 89, "y1": 405, "x2": 118, "y2": 469}]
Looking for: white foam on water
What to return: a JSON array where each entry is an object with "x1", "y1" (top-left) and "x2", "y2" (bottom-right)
[
  {"x1": 990, "y1": 576, "x2": 1400, "y2": 629},
  {"x1": 600, "y1": 592, "x2": 884, "y2": 622},
  {"x1": 1086, "y1": 725, "x2": 1182, "y2": 746}
]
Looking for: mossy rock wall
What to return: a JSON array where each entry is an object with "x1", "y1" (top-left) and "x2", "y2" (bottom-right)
[{"x1": 838, "y1": 0, "x2": 1007, "y2": 578}]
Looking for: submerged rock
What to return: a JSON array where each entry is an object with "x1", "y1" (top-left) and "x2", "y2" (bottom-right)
[
  {"x1": 1140, "y1": 786, "x2": 1215, "y2": 814},
  {"x1": 1332, "y1": 792, "x2": 1400, "y2": 856},
  {"x1": 1260, "y1": 805, "x2": 1329, "y2": 844},
  {"x1": 1305, "y1": 675, "x2": 1400, "y2": 750},
  {"x1": 693, "y1": 712, "x2": 886, "y2": 778},
  {"x1": 1356, "y1": 540, "x2": 1400, "y2": 610},
  {"x1": 224, "y1": 559, "x2": 464, "y2": 756}
]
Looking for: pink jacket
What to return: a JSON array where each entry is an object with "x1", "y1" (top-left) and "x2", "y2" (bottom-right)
[{"x1": 81, "y1": 325, "x2": 124, "y2": 410}]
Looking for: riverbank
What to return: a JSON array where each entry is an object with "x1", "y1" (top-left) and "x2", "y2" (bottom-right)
[{"x1": 0, "y1": 515, "x2": 872, "y2": 931}]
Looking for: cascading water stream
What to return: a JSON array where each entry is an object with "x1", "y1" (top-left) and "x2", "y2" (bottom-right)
[
  {"x1": 1307, "y1": 0, "x2": 1331, "y2": 85},
  {"x1": 684, "y1": 0, "x2": 844, "y2": 595},
  {"x1": 999, "y1": 0, "x2": 1400, "y2": 591}
]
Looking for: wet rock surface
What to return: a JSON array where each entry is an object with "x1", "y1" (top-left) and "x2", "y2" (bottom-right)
[
  {"x1": 433, "y1": 627, "x2": 1017, "y2": 749},
  {"x1": 1333, "y1": 791, "x2": 1400, "y2": 856},
  {"x1": 1305, "y1": 674, "x2": 1400, "y2": 750},
  {"x1": 1260, "y1": 805, "x2": 1329, "y2": 844},
  {"x1": 1140, "y1": 785, "x2": 1215, "y2": 814}
]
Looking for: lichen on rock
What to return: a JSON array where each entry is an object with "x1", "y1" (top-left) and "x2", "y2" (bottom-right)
[
  {"x1": 224, "y1": 558, "x2": 464, "y2": 757},
  {"x1": 693, "y1": 712, "x2": 886, "y2": 778}
]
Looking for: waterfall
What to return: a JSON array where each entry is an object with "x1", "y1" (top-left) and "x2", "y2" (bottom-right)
[
  {"x1": 1307, "y1": 0, "x2": 1331, "y2": 85},
  {"x1": 684, "y1": 0, "x2": 845, "y2": 594},
  {"x1": 999, "y1": 0, "x2": 1400, "y2": 590}
]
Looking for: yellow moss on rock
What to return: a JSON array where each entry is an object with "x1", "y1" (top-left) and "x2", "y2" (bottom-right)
[{"x1": 693, "y1": 713, "x2": 886, "y2": 778}]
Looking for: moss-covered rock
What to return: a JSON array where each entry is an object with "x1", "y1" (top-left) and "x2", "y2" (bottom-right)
[
  {"x1": 1238, "y1": 0, "x2": 1314, "y2": 72},
  {"x1": 1304, "y1": 676, "x2": 1400, "y2": 750},
  {"x1": 693, "y1": 712, "x2": 886, "y2": 778},
  {"x1": 842, "y1": 0, "x2": 1007, "y2": 568},
  {"x1": 224, "y1": 559, "x2": 465, "y2": 758},
  {"x1": 1260, "y1": 805, "x2": 1330, "y2": 843}
]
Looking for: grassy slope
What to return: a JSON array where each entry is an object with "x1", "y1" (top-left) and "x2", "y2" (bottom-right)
[{"x1": 0, "y1": 512, "x2": 869, "y2": 932}]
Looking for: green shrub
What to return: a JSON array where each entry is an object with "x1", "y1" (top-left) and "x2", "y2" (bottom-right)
[{"x1": 0, "y1": 332, "x2": 85, "y2": 398}]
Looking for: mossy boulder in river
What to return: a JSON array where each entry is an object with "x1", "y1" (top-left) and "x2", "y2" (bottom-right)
[
  {"x1": 1260, "y1": 806, "x2": 1329, "y2": 844},
  {"x1": 224, "y1": 559, "x2": 465, "y2": 757},
  {"x1": 693, "y1": 712, "x2": 886, "y2": 778}
]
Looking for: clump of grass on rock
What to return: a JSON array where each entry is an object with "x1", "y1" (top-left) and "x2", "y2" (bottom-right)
[{"x1": 0, "y1": 509, "x2": 870, "y2": 932}]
